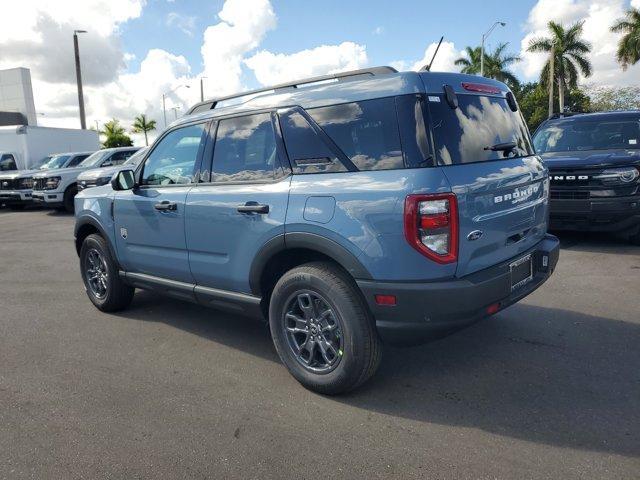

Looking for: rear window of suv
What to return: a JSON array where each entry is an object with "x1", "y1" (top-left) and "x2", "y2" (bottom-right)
[
  {"x1": 533, "y1": 116, "x2": 640, "y2": 153},
  {"x1": 429, "y1": 94, "x2": 533, "y2": 165}
]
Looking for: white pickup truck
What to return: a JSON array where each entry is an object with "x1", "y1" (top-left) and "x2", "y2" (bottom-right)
[
  {"x1": 32, "y1": 147, "x2": 140, "y2": 212},
  {"x1": 0, "y1": 152, "x2": 93, "y2": 209}
]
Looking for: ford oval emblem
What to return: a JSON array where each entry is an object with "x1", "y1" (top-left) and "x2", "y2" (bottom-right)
[{"x1": 467, "y1": 230, "x2": 483, "y2": 241}]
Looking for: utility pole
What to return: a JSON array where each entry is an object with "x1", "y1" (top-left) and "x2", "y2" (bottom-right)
[
  {"x1": 200, "y1": 77, "x2": 207, "y2": 102},
  {"x1": 480, "y1": 21, "x2": 506, "y2": 77},
  {"x1": 548, "y1": 46, "x2": 555, "y2": 118},
  {"x1": 162, "y1": 84, "x2": 190, "y2": 128},
  {"x1": 73, "y1": 30, "x2": 88, "y2": 129}
]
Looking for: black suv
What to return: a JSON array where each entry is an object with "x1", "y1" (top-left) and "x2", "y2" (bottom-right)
[{"x1": 533, "y1": 111, "x2": 640, "y2": 244}]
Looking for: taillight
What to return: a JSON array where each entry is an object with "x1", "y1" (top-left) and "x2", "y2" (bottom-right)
[{"x1": 404, "y1": 193, "x2": 458, "y2": 264}]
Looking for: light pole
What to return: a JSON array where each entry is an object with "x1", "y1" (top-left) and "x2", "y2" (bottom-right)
[
  {"x1": 171, "y1": 106, "x2": 181, "y2": 121},
  {"x1": 73, "y1": 29, "x2": 88, "y2": 129},
  {"x1": 480, "y1": 21, "x2": 505, "y2": 77},
  {"x1": 162, "y1": 84, "x2": 190, "y2": 127},
  {"x1": 200, "y1": 76, "x2": 207, "y2": 102}
]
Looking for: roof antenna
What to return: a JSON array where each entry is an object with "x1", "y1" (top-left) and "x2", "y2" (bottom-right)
[{"x1": 422, "y1": 36, "x2": 444, "y2": 71}]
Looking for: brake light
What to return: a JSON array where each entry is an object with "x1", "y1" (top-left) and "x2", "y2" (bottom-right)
[
  {"x1": 404, "y1": 193, "x2": 458, "y2": 264},
  {"x1": 461, "y1": 82, "x2": 502, "y2": 94}
]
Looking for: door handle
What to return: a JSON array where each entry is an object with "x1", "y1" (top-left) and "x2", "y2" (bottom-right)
[
  {"x1": 237, "y1": 202, "x2": 269, "y2": 214},
  {"x1": 154, "y1": 200, "x2": 177, "y2": 211}
]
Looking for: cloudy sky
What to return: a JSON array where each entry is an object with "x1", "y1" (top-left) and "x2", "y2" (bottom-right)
[{"x1": 1, "y1": 0, "x2": 639, "y2": 145}]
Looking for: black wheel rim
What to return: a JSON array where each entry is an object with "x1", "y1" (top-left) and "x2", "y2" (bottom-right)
[
  {"x1": 283, "y1": 290, "x2": 344, "y2": 374},
  {"x1": 84, "y1": 248, "x2": 108, "y2": 299}
]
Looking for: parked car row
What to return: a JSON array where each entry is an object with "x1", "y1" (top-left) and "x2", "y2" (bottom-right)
[{"x1": 0, "y1": 147, "x2": 144, "y2": 212}]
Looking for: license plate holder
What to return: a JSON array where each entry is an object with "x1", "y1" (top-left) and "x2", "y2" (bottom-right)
[{"x1": 510, "y1": 254, "x2": 533, "y2": 291}]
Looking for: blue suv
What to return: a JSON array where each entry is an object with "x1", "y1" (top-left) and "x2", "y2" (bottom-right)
[{"x1": 74, "y1": 67, "x2": 559, "y2": 394}]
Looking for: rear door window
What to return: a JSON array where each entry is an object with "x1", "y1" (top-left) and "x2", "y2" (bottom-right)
[
  {"x1": 307, "y1": 98, "x2": 404, "y2": 171},
  {"x1": 428, "y1": 94, "x2": 533, "y2": 165},
  {"x1": 212, "y1": 113, "x2": 278, "y2": 182}
]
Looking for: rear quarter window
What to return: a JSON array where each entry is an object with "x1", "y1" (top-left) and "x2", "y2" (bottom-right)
[
  {"x1": 307, "y1": 97, "x2": 404, "y2": 171},
  {"x1": 428, "y1": 94, "x2": 533, "y2": 165}
]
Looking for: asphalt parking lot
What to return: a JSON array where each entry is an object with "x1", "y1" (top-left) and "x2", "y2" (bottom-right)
[{"x1": 1, "y1": 208, "x2": 638, "y2": 479}]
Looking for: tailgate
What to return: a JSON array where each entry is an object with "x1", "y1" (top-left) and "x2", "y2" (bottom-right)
[{"x1": 441, "y1": 156, "x2": 549, "y2": 277}]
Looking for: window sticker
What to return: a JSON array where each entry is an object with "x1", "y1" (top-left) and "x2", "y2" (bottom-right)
[{"x1": 629, "y1": 139, "x2": 637, "y2": 145}]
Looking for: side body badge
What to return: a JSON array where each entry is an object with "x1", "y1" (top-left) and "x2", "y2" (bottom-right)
[{"x1": 120, "y1": 227, "x2": 128, "y2": 239}]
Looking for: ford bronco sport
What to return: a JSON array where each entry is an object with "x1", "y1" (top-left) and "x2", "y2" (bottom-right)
[
  {"x1": 533, "y1": 111, "x2": 640, "y2": 244},
  {"x1": 74, "y1": 67, "x2": 559, "y2": 394}
]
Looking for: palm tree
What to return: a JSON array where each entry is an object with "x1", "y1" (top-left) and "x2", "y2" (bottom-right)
[
  {"x1": 528, "y1": 21, "x2": 592, "y2": 115},
  {"x1": 483, "y1": 43, "x2": 521, "y2": 88},
  {"x1": 611, "y1": 7, "x2": 640, "y2": 70},
  {"x1": 455, "y1": 44, "x2": 520, "y2": 88},
  {"x1": 131, "y1": 114, "x2": 157, "y2": 146},
  {"x1": 455, "y1": 46, "x2": 483, "y2": 74},
  {"x1": 100, "y1": 119, "x2": 133, "y2": 148}
]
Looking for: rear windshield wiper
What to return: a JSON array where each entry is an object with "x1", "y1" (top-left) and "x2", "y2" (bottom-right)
[{"x1": 484, "y1": 142, "x2": 517, "y2": 152}]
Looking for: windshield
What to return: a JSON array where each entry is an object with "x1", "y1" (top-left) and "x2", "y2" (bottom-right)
[
  {"x1": 123, "y1": 147, "x2": 148, "y2": 167},
  {"x1": 533, "y1": 117, "x2": 640, "y2": 153},
  {"x1": 429, "y1": 94, "x2": 533, "y2": 165},
  {"x1": 79, "y1": 150, "x2": 111, "y2": 168},
  {"x1": 40, "y1": 155, "x2": 71, "y2": 170}
]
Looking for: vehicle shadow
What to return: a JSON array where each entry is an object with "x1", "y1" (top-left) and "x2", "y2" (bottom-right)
[
  {"x1": 118, "y1": 291, "x2": 639, "y2": 457},
  {"x1": 553, "y1": 230, "x2": 638, "y2": 255},
  {"x1": 341, "y1": 303, "x2": 640, "y2": 457}
]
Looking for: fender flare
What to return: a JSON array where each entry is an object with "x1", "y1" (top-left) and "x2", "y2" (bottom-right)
[
  {"x1": 248, "y1": 232, "x2": 372, "y2": 295},
  {"x1": 74, "y1": 216, "x2": 118, "y2": 265}
]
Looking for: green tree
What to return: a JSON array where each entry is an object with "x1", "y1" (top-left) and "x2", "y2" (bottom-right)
[
  {"x1": 131, "y1": 114, "x2": 157, "y2": 146},
  {"x1": 514, "y1": 82, "x2": 590, "y2": 132},
  {"x1": 100, "y1": 119, "x2": 133, "y2": 148},
  {"x1": 455, "y1": 44, "x2": 520, "y2": 89},
  {"x1": 483, "y1": 43, "x2": 521, "y2": 88},
  {"x1": 455, "y1": 46, "x2": 483, "y2": 74},
  {"x1": 611, "y1": 7, "x2": 640, "y2": 70},
  {"x1": 527, "y1": 21, "x2": 592, "y2": 114}
]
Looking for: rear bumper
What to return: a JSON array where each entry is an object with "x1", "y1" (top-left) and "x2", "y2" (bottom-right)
[
  {"x1": 32, "y1": 191, "x2": 64, "y2": 207},
  {"x1": 357, "y1": 234, "x2": 560, "y2": 346},
  {"x1": 549, "y1": 194, "x2": 640, "y2": 232},
  {"x1": 0, "y1": 190, "x2": 32, "y2": 204}
]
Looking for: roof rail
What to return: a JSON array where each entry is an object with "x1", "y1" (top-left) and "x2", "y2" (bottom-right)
[{"x1": 186, "y1": 66, "x2": 398, "y2": 115}]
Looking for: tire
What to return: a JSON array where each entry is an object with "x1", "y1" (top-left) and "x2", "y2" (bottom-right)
[
  {"x1": 80, "y1": 233, "x2": 134, "y2": 312},
  {"x1": 63, "y1": 184, "x2": 77, "y2": 213},
  {"x1": 269, "y1": 261, "x2": 381, "y2": 395}
]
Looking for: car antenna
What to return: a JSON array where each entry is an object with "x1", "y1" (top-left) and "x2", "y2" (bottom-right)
[{"x1": 421, "y1": 36, "x2": 444, "y2": 71}]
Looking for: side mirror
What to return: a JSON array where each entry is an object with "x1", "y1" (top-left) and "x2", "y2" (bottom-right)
[{"x1": 111, "y1": 169, "x2": 136, "y2": 191}]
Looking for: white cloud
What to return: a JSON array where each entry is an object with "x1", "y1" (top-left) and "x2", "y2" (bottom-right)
[
  {"x1": 245, "y1": 42, "x2": 368, "y2": 86},
  {"x1": 391, "y1": 41, "x2": 464, "y2": 73},
  {"x1": 632, "y1": 0, "x2": 640, "y2": 8},
  {"x1": 518, "y1": 0, "x2": 640, "y2": 86},
  {"x1": 166, "y1": 12, "x2": 197, "y2": 37},
  {"x1": 372, "y1": 26, "x2": 384, "y2": 35},
  {"x1": 201, "y1": 0, "x2": 277, "y2": 96}
]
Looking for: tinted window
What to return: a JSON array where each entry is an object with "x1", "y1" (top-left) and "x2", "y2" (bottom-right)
[
  {"x1": 279, "y1": 110, "x2": 345, "y2": 174},
  {"x1": 212, "y1": 113, "x2": 277, "y2": 182},
  {"x1": 429, "y1": 94, "x2": 533, "y2": 165},
  {"x1": 67, "y1": 154, "x2": 89, "y2": 167},
  {"x1": 0, "y1": 154, "x2": 16, "y2": 171},
  {"x1": 79, "y1": 150, "x2": 111, "y2": 168},
  {"x1": 107, "y1": 150, "x2": 136, "y2": 165},
  {"x1": 308, "y1": 98, "x2": 404, "y2": 171},
  {"x1": 142, "y1": 123, "x2": 206, "y2": 185},
  {"x1": 396, "y1": 95, "x2": 434, "y2": 168},
  {"x1": 533, "y1": 117, "x2": 640, "y2": 153}
]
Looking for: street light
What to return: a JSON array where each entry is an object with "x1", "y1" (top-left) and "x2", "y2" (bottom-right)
[
  {"x1": 162, "y1": 84, "x2": 190, "y2": 127},
  {"x1": 73, "y1": 29, "x2": 88, "y2": 129},
  {"x1": 480, "y1": 21, "x2": 506, "y2": 77},
  {"x1": 200, "y1": 76, "x2": 207, "y2": 102},
  {"x1": 170, "y1": 106, "x2": 181, "y2": 121}
]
